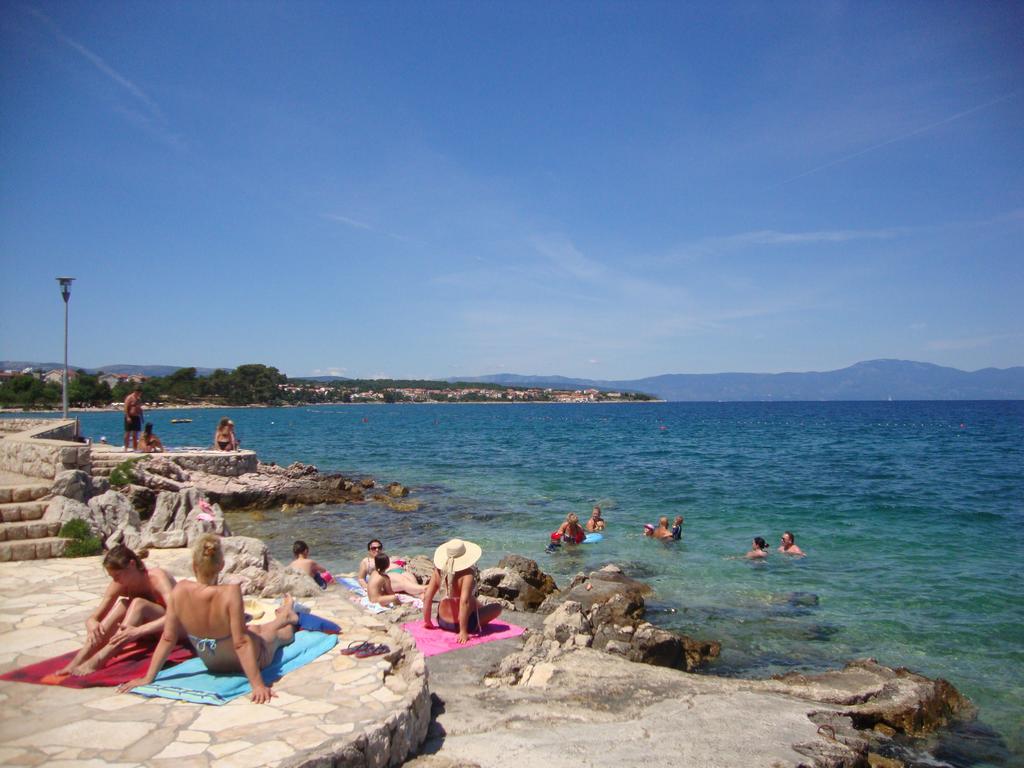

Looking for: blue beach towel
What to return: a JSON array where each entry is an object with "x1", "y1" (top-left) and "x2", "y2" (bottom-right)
[{"x1": 128, "y1": 630, "x2": 338, "y2": 705}]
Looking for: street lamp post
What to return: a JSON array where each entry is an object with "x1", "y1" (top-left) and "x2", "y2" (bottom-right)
[{"x1": 57, "y1": 277, "x2": 74, "y2": 419}]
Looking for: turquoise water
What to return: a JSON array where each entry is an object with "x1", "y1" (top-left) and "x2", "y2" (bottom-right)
[{"x1": 67, "y1": 402, "x2": 1023, "y2": 762}]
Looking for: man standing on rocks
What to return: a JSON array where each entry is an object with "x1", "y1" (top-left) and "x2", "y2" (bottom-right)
[{"x1": 123, "y1": 385, "x2": 144, "y2": 451}]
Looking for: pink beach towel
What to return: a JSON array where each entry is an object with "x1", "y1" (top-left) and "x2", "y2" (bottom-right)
[{"x1": 401, "y1": 620, "x2": 526, "y2": 657}]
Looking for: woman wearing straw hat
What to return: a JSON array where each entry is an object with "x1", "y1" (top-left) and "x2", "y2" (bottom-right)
[{"x1": 422, "y1": 539, "x2": 502, "y2": 644}]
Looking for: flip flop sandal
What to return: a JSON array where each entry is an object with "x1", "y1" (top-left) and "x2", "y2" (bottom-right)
[
  {"x1": 341, "y1": 640, "x2": 373, "y2": 655},
  {"x1": 355, "y1": 643, "x2": 390, "y2": 659}
]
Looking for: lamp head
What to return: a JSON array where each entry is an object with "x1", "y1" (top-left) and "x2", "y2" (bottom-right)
[{"x1": 56, "y1": 277, "x2": 74, "y2": 302}]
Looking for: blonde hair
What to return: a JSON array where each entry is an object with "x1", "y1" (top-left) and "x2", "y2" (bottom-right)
[
  {"x1": 192, "y1": 533, "x2": 224, "y2": 581},
  {"x1": 566, "y1": 513, "x2": 579, "y2": 524}
]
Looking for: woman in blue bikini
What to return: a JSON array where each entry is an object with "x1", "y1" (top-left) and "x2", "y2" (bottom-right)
[
  {"x1": 422, "y1": 539, "x2": 502, "y2": 644},
  {"x1": 118, "y1": 534, "x2": 298, "y2": 704}
]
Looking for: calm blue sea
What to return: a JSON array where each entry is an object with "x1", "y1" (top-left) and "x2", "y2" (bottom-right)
[{"x1": 66, "y1": 402, "x2": 1023, "y2": 763}]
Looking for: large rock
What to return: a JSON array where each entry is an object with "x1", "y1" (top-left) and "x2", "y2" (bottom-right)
[
  {"x1": 43, "y1": 496, "x2": 95, "y2": 533},
  {"x1": 404, "y1": 555, "x2": 434, "y2": 584},
  {"x1": 218, "y1": 536, "x2": 320, "y2": 597},
  {"x1": 186, "y1": 461, "x2": 367, "y2": 510},
  {"x1": 138, "y1": 488, "x2": 230, "y2": 550},
  {"x1": 555, "y1": 567, "x2": 652, "y2": 614},
  {"x1": 538, "y1": 566, "x2": 719, "y2": 672},
  {"x1": 223, "y1": 535, "x2": 270, "y2": 572},
  {"x1": 769, "y1": 659, "x2": 974, "y2": 738},
  {"x1": 49, "y1": 470, "x2": 93, "y2": 502},
  {"x1": 479, "y1": 556, "x2": 558, "y2": 611},
  {"x1": 86, "y1": 490, "x2": 142, "y2": 542}
]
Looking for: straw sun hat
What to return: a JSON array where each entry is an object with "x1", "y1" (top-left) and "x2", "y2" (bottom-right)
[{"x1": 433, "y1": 538, "x2": 482, "y2": 572}]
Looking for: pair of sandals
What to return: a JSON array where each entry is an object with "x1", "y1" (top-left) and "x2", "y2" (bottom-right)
[{"x1": 341, "y1": 640, "x2": 390, "y2": 659}]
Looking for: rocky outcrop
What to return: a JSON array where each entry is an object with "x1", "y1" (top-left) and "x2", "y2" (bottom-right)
[
  {"x1": 139, "y1": 460, "x2": 368, "y2": 510},
  {"x1": 479, "y1": 555, "x2": 559, "y2": 611},
  {"x1": 538, "y1": 595, "x2": 720, "y2": 672},
  {"x1": 536, "y1": 564, "x2": 719, "y2": 672},
  {"x1": 478, "y1": 634, "x2": 972, "y2": 768},
  {"x1": 768, "y1": 659, "x2": 974, "y2": 738},
  {"x1": 219, "y1": 535, "x2": 322, "y2": 598}
]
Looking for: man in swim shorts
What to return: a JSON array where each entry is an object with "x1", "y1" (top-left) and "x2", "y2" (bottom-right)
[{"x1": 123, "y1": 385, "x2": 143, "y2": 451}]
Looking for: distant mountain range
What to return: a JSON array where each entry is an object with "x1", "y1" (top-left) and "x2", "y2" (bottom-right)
[
  {"x1": 3, "y1": 359, "x2": 1022, "y2": 400},
  {"x1": 450, "y1": 360, "x2": 1024, "y2": 401}
]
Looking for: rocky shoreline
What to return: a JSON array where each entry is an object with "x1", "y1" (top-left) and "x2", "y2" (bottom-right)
[{"x1": 37, "y1": 457, "x2": 980, "y2": 767}]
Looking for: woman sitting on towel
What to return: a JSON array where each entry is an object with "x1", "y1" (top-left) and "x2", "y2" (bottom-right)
[
  {"x1": 357, "y1": 539, "x2": 425, "y2": 596},
  {"x1": 58, "y1": 545, "x2": 176, "y2": 677},
  {"x1": 118, "y1": 534, "x2": 297, "y2": 704},
  {"x1": 367, "y1": 552, "x2": 402, "y2": 607},
  {"x1": 422, "y1": 539, "x2": 502, "y2": 644}
]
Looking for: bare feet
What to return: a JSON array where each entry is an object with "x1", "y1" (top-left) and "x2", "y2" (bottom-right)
[
  {"x1": 276, "y1": 595, "x2": 299, "y2": 626},
  {"x1": 71, "y1": 656, "x2": 102, "y2": 676}
]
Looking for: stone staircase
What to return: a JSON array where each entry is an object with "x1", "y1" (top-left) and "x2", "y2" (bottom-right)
[
  {"x1": 90, "y1": 448, "x2": 139, "y2": 478},
  {"x1": 0, "y1": 479, "x2": 66, "y2": 561}
]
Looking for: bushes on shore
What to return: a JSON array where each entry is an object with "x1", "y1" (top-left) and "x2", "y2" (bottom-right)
[{"x1": 60, "y1": 518, "x2": 102, "y2": 558}]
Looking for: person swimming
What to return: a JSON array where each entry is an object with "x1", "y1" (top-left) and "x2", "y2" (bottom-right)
[
  {"x1": 653, "y1": 516, "x2": 673, "y2": 540},
  {"x1": 746, "y1": 537, "x2": 769, "y2": 559},
  {"x1": 778, "y1": 531, "x2": 806, "y2": 557},
  {"x1": 585, "y1": 506, "x2": 606, "y2": 532},
  {"x1": 547, "y1": 513, "x2": 586, "y2": 551}
]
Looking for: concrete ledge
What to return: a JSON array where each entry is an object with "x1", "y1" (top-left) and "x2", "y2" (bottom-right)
[
  {"x1": 170, "y1": 449, "x2": 259, "y2": 477},
  {"x1": 0, "y1": 419, "x2": 87, "y2": 480}
]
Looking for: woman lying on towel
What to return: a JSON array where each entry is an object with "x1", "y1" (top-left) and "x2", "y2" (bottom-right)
[
  {"x1": 58, "y1": 545, "x2": 176, "y2": 677},
  {"x1": 422, "y1": 539, "x2": 502, "y2": 644},
  {"x1": 118, "y1": 534, "x2": 298, "y2": 703}
]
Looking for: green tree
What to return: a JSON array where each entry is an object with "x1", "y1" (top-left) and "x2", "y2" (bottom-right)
[
  {"x1": 68, "y1": 371, "x2": 113, "y2": 407},
  {"x1": 0, "y1": 375, "x2": 60, "y2": 408}
]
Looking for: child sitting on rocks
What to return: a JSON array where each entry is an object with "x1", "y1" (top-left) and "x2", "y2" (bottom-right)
[{"x1": 287, "y1": 540, "x2": 333, "y2": 589}]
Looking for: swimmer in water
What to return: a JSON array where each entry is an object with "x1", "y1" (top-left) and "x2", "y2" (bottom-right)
[
  {"x1": 778, "y1": 531, "x2": 805, "y2": 557},
  {"x1": 746, "y1": 537, "x2": 769, "y2": 559},
  {"x1": 653, "y1": 516, "x2": 673, "y2": 540}
]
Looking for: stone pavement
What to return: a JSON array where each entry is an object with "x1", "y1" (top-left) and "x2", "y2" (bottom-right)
[{"x1": 0, "y1": 548, "x2": 430, "y2": 767}]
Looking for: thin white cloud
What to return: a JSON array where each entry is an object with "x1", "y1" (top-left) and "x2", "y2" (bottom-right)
[
  {"x1": 322, "y1": 213, "x2": 373, "y2": 231},
  {"x1": 321, "y1": 212, "x2": 411, "y2": 242},
  {"x1": 26, "y1": 7, "x2": 182, "y2": 148},
  {"x1": 670, "y1": 227, "x2": 903, "y2": 261},
  {"x1": 775, "y1": 90, "x2": 1023, "y2": 187}
]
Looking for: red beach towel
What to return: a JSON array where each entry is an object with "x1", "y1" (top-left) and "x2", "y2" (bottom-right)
[
  {"x1": 0, "y1": 639, "x2": 193, "y2": 688},
  {"x1": 401, "y1": 620, "x2": 525, "y2": 657}
]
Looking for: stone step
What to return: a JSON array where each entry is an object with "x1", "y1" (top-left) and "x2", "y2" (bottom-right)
[
  {"x1": 0, "y1": 536, "x2": 68, "y2": 561},
  {"x1": 0, "y1": 519, "x2": 62, "y2": 542},
  {"x1": 0, "y1": 483, "x2": 51, "y2": 504},
  {"x1": 0, "y1": 500, "x2": 48, "y2": 523}
]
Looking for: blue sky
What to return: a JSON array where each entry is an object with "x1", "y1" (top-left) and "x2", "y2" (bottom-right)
[{"x1": 2, "y1": 1, "x2": 1022, "y2": 379}]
